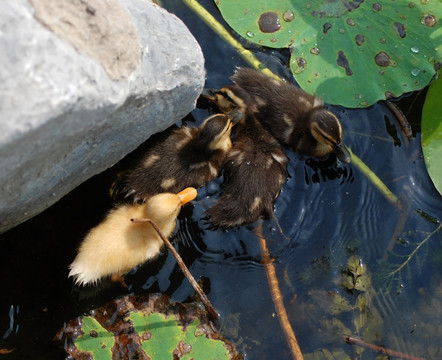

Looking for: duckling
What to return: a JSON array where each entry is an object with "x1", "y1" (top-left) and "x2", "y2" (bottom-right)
[
  {"x1": 68, "y1": 187, "x2": 197, "y2": 286},
  {"x1": 229, "y1": 67, "x2": 351, "y2": 163},
  {"x1": 125, "y1": 114, "x2": 235, "y2": 202},
  {"x1": 203, "y1": 88, "x2": 288, "y2": 228}
]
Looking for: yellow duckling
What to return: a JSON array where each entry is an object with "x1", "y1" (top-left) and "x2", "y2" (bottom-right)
[
  {"x1": 203, "y1": 88, "x2": 288, "y2": 228},
  {"x1": 229, "y1": 67, "x2": 351, "y2": 163},
  {"x1": 125, "y1": 113, "x2": 235, "y2": 202},
  {"x1": 68, "y1": 187, "x2": 197, "y2": 286}
]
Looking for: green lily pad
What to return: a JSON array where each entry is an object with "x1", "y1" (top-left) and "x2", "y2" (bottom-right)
[
  {"x1": 75, "y1": 316, "x2": 114, "y2": 359},
  {"x1": 56, "y1": 294, "x2": 240, "y2": 359},
  {"x1": 422, "y1": 75, "x2": 442, "y2": 196},
  {"x1": 215, "y1": 0, "x2": 441, "y2": 107}
]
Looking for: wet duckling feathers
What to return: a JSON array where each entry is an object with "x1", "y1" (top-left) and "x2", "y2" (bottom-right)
[
  {"x1": 205, "y1": 114, "x2": 288, "y2": 229},
  {"x1": 231, "y1": 67, "x2": 351, "y2": 163},
  {"x1": 125, "y1": 114, "x2": 233, "y2": 202}
]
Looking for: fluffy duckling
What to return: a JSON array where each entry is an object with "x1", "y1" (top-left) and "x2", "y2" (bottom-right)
[
  {"x1": 230, "y1": 67, "x2": 351, "y2": 163},
  {"x1": 125, "y1": 114, "x2": 235, "y2": 202},
  {"x1": 203, "y1": 88, "x2": 288, "y2": 228},
  {"x1": 69, "y1": 187, "x2": 197, "y2": 286}
]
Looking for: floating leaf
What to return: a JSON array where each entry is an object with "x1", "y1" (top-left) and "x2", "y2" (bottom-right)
[
  {"x1": 354, "y1": 274, "x2": 372, "y2": 292},
  {"x1": 355, "y1": 292, "x2": 371, "y2": 312},
  {"x1": 422, "y1": 75, "x2": 442, "y2": 196},
  {"x1": 56, "y1": 294, "x2": 240, "y2": 359},
  {"x1": 320, "y1": 318, "x2": 352, "y2": 340},
  {"x1": 74, "y1": 316, "x2": 114, "y2": 359},
  {"x1": 215, "y1": 0, "x2": 441, "y2": 107},
  {"x1": 304, "y1": 348, "x2": 351, "y2": 360},
  {"x1": 346, "y1": 255, "x2": 364, "y2": 277},
  {"x1": 310, "y1": 290, "x2": 353, "y2": 314}
]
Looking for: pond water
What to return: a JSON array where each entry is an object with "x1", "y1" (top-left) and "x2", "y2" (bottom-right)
[{"x1": 1, "y1": 1, "x2": 441, "y2": 359}]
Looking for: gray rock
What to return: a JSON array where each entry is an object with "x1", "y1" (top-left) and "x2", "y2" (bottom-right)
[{"x1": 0, "y1": 0, "x2": 205, "y2": 234}]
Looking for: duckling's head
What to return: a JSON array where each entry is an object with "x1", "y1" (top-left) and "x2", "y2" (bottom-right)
[
  {"x1": 201, "y1": 86, "x2": 253, "y2": 124},
  {"x1": 309, "y1": 108, "x2": 351, "y2": 163},
  {"x1": 144, "y1": 187, "x2": 197, "y2": 224},
  {"x1": 198, "y1": 114, "x2": 234, "y2": 152}
]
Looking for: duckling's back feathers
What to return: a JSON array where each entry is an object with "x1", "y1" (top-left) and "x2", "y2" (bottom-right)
[
  {"x1": 205, "y1": 117, "x2": 288, "y2": 228},
  {"x1": 125, "y1": 114, "x2": 233, "y2": 202}
]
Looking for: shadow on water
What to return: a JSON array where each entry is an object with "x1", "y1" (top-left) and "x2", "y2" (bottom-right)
[{"x1": 1, "y1": 1, "x2": 441, "y2": 359}]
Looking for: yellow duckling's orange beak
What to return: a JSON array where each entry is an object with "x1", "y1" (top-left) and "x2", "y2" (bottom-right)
[{"x1": 177, "y1": 187, "x2": 197, "y2": 205}]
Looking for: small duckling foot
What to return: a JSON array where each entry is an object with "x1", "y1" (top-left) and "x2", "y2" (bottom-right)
[{"x1": 110, "y1": 274, "x2": 128, "y2": 288}]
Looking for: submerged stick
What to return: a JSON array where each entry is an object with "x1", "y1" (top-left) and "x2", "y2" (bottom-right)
[
  {"x1": 255, "y1": 224, "x2": 304, "y2": 360},
  {"x1": 343, "y1": 335, "x2": 426, "y2": 360},
  {"x1": 131, "y1": 218, "x2": 219, "y2": 321}
]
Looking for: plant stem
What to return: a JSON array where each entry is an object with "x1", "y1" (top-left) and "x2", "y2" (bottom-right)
[
  {"x1": 131, "y1": 218, "x2": 219, "y2": 321},
  {"x1": 255, "y1": 224, "x2": 304, "y2": 360},
  {"x1": 343, "y1": 335, "x2": 426, "y2": 360},
  {"x1": 386, "y1": 222, "x2": 442, "y2": 278},
  {"x1": 182, "y1": 0, "x2": 278, "y2": 79}
]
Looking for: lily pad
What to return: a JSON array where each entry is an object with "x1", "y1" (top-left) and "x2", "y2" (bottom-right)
[
  {"x1": 56, "y1": 294, "x2": 241, "y2": 359},
  {"x1": 214, "y1": 0, "x2": 441, "y2": 107},
  {"x1": 422, "y1": 75, "x2": 442, "y2": 196}
]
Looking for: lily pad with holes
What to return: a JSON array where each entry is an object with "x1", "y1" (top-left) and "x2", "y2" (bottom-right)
[
  {"x1": 215, "y1": 0, "x2": 441, "y2": 108},
  {"x1": 422, "y1": 75, "x2": 442, "y2": 196},
  {"x1": 56, "y1": 294, "x2": 240, "y2": 359}
]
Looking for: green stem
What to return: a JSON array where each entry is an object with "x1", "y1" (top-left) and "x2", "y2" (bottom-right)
[
  {"x1": 183, "y1": 0, "x2": 400, "y2": 207},
  {"x1": 348, "y1": 148, "x2": 400, "y2": 207},
  {"x1": 182, "y1": 0, "x2": 278, "y2": 79}
]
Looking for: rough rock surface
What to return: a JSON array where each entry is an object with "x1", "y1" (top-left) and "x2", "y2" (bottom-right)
[{"x1": 0, "y1": 0, "x2": 205, "y2": 234}]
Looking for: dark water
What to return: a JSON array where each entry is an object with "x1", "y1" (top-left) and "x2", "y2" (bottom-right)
[{"x1": 1, "y1": 1, "x2": 441, "y2": 359}]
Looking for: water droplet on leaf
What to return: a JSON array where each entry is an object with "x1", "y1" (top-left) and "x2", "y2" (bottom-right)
[
  {"x1": 372, "y1": 3, "x2": 382, "y2": 11},
  {"x1": 411, "y1": 68, "x2": 420, "y2": 76},
  {"x1": 246, "y1": 31, "x2": 255, "y2": 38},
  {"x1": 375, "y1": 51, "x2": 391, "y2": 67},
  {"x1": 411, "y1": 46, "x2": 420, "y2": 53},
  {"x1": 294, "y1": 57, "x2": 307, "y2": 74},
  {"x1": 283, "y1": 10, "x2": 294, "y2": 22},
  {"x1": 355, "y1": 34, "x2": 365, "y2": 46},
  {"x1": 258, "y1": 12, "x2": 281, "y2": 33},
  {"x1": 346, "y1": 18, "x2": 356, "y2": 26},
  {"x1": 422, "y1": 14, "x2": 436, "y2": 27},
  {"x1": 310, "y1": 46, "x2": 320, "y2": 55}
]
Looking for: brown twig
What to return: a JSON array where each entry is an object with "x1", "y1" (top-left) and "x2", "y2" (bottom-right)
[
  {"x1": 255, "y1": 223, "x2": 304, "y2": 360},
  {"x1": 343, "y1": 335, "x2": 426, "y2": 360},
  {"x1": 386, "y1": 100, "x2": 413, "y2": 139},
  {"x1": 131, "y1": 218, "x2": 219, "y2": 321}
]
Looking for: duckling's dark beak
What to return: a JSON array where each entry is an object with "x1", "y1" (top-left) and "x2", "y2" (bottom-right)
[
  {"x1": 228, "y1": 108, "x2": 244, "y2": 125},
  {"x1": 334, "y1": 142, "x2": 351, "y2": 164},
  {"x1": 200, "y1": 88, "x2": 218, "y2": 101}
]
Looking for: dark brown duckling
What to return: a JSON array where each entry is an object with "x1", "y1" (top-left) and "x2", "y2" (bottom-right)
[
  {"x1": 230, "y1": 67, "x2": 351, "y2": 163},
  {"x1": 203, "y1": 88, "x2": 288, "y2": 228},
  {"x1": 125, "y1": 114, "x2": 234, "y2": 202}
]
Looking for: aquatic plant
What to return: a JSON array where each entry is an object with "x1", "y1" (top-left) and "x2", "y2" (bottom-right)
[
  {"x1": 214, "y1": 0, "x2": 441, "y2": 107},
  {"x1": 422, "y1": 75, "x2": 442, "y2": 196}
]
